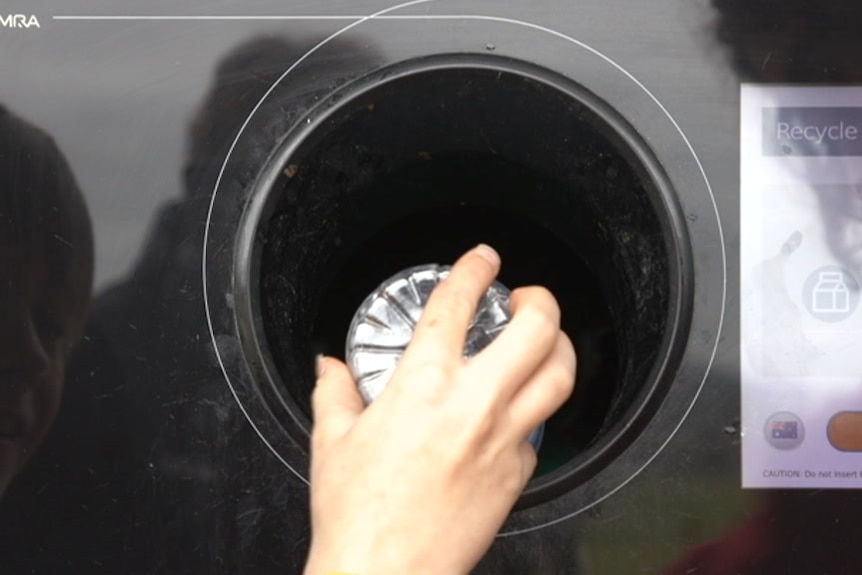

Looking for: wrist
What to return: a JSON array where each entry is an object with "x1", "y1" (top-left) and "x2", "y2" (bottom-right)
[
  {"x1": 303, "y1": 544, "x2": 411, "y2": 575},
  {"x1": 304, "y1": 545, "x2": 362, "y2": 575}
]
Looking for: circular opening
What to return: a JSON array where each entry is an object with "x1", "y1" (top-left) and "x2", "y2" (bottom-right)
[{"x1": 252, "y1": 60, "x2": 685, "y2": 507}]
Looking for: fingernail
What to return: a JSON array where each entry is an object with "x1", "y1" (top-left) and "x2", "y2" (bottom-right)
[
  {"x1": 474, "y1": 243, "x2": 500, "y2": 266},
  {"x1": 315, "y1": 354, "x2": 326, "y2": 378}
]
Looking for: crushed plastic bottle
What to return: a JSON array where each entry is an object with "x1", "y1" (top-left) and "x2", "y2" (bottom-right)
[{"x1": 345, "y1": 264, "x2": 544, "y2": 450}]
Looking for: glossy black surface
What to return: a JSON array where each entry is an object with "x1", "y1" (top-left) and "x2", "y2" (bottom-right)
[{"x1": 1, "y1": 0, "x2": 861, "y2": 573}]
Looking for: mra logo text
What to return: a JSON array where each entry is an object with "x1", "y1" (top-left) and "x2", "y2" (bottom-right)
[{"x1": 0, "y1": 14, "x2": 41, "y2": 28}]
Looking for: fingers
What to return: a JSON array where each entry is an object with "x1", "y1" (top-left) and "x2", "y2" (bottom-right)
[
  {"x1": 506, "y1": 332, "x2": 577, "y2": 438},
  {"x1": 401, "y1": 244, "x2": 501, "y2": 367},
  {"x1": 311, "y1": 356, "x2": 365, "y2": 451},
  {"x1": 466, "y1": 286, "x2": 561, "y2": 397}
]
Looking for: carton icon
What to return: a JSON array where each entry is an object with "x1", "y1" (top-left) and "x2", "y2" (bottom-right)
[
  {"x1": 803, "y1": 266, "x2": 859, "y2": 322},
  {"x1": 812, "y1": 271, "x2": 851, "y2": 313}
]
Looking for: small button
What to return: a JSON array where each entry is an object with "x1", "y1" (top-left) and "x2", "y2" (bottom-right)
[
  {"x1": 764, "y1": 412, "x2": 805, "y2": 450},
  {"x1": 827, "y1": 412, "x2": 862, "y2": 451}
]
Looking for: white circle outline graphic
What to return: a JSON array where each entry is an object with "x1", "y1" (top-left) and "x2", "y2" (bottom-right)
[{"x1": 202, "y1": 4, "x2": 727, "y2": 536}]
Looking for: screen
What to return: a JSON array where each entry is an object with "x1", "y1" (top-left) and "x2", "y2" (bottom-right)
[{"x1": 741, "y1": 86, "x2": 862, "y2": 488}]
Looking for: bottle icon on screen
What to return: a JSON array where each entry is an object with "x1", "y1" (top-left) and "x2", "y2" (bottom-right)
[{"x1": 803, "y1": 266, "x2": 860, "y2": 322}]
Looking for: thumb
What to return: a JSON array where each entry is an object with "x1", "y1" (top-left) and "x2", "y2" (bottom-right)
[{"x1": 311, "y1": 355, "x2": 365, "y2": 448}]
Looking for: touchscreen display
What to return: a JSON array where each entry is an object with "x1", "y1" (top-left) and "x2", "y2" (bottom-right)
[{"x1": 741, "y1": 86, "x2": 862, "y2": 488}]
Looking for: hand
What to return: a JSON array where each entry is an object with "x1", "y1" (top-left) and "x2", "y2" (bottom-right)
[{"x1": 304, "y1": 245, "x2": 577, "y2": 575}]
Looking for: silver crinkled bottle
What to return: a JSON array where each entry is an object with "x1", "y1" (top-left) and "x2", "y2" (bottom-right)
[{"x1": 345, "y1": 264, "x2": 544, "y2": 450}]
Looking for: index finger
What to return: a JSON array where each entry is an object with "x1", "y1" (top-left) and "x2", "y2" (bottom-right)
[{"x1": 400, "y1": 244, "x2": 501, "y2": 367}]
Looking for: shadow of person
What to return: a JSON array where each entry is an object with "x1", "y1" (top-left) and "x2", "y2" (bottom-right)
[
  {"x1": 663, "y1": 3, "x2": 862, "y2": 574},
  {"x1": 0, "y1": 36, "x2": 380, "y2": 574},
  {"x1": 0, "y1": 105, "x2": 94, "y2": 561}
]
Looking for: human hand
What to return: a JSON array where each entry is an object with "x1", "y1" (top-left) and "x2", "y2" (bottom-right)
[{"x1": 304, "y1": 244, "x2": 577, "y2": 575}]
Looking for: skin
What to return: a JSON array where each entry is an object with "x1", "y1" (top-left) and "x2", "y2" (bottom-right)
[
  {"x1": 305, "y1": 244, "x2": 577, "y2": 575},
  {"x1": 0, "y1": 246, "x2": 89, "y2": 499}
]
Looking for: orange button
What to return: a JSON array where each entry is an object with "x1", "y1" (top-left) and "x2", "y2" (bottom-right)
[{"x1": 827, "y1": 412, "x2": 862, "y2": 451}]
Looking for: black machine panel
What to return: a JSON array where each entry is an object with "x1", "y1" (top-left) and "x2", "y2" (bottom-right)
[{"x1": 2, "y1": 1, "x2": 861, "y2": 573}]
